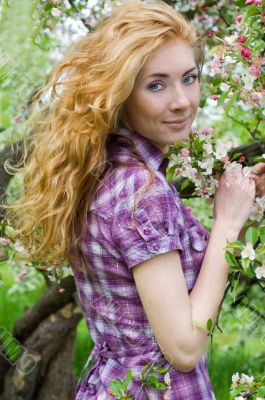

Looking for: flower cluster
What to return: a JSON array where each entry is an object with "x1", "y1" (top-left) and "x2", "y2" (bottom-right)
[
  {"x1": 230, "y1": 372, "x2": 265, "y2": 399},
  {"x1": 209, "y1": 4, "x2": 265, "y2": 117},
  {"x1": 225, "y1": 226, "x2": 265, "y2": 285},
  {"x1": 165, "y1": 128, "x2": 265, "y2": 224}
]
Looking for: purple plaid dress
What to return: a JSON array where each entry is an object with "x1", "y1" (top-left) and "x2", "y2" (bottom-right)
[{"x1": 73, "y1": 125, "x2": 216, "y2": 399}]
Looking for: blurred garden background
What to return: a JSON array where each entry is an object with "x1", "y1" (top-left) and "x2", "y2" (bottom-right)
[{"x1": 0, "y1": 0, "x2": 264, "y2": 399}]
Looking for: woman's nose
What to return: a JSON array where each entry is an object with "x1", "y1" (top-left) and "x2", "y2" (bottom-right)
[{"x1": 169, "y1": 86, "x2": 190, "y2": 110}]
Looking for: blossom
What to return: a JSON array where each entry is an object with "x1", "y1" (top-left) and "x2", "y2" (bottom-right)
[
  {"x1": 239, "y1": 155, "x2": 246, "y2": 162},
  {"x1": 164, "y1": 372, "x2": 172, "y2": 386},
  {"x1": 241, "y1": 47, "x2": 252, "y2": 60},
  {"x1": 180, "y1": 148, "x2": 190, "y2": 158},
  {"x1": 241, "y1": 242, "x2": 256, "y2": 260},
  {"x1": 245, "y1": 0, "x2": 255, "y2": 4},
  {"x1": 212, "y1": 95, "x2": 219, "y2": 101},
  {"x1": 248, "y1": 65, "x2": 260, "y2": 77},
  {"x1": 232, "y1": 74, "x2": 240, "y2": 83},
  {"x1": 232, "y1": 372, "x2": 241, "y2": 388},
  {"x1": 13, "y1": 115, "x2": 22, "y2": 123},
  {"x1": 0, "y1": 237, "x2": 12, "y2": 246},
  {"x1": 236, "y1": 15, "x2": 243, "y2": 24},
  {"x1": 17, "y1": 272, "x2": 26, "y2": 281},
  {"x1": 255, "y1": 0, "x2": 262, "y2": 4},
  {"x1": 51, "y1": 7, "x2": 62, "y2": 17},
  {"x1": 203, "y1": 143, "x2": 213, "y2": 155},
  {"x1": 255, "y1": 265, "x2": 265, "y2": 279},
  {"x1": 240, "y1": 373, "x2": 254, "y2": 385},
  {"x1": 207, "y1": 30, "x2": 214, "y2": 38},
  {"x1": 234, "y1": 397, "x2": 245, "y2": 400},
  {"x1": 215, "y1": 143, "x2": 228, "y2": 160},
  {"x1": 58, "y1": 287, "x2": 65, "y2": 294},
  {"x1": 220, "y1": 82, "x2": 230, "y2": 92},
  {"x1": 237, "y1": 36, "x2": 247, "y2": 44},
  {"x1": 249, "y1": 196, "x2": 265, "y2": 222}
]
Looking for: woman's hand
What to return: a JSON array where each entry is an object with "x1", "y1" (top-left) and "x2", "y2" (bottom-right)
[
  {"x1": 213, "y1": 164, "x2": 256, "y2": 234},
  {"x1": 248, "y1": 162, "x2": 265, "y2": 197}
]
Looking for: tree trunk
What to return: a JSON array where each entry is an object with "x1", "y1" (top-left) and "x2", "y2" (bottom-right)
[{"x1": 0, "y1": 279, "x2": 82, "y2": 400}]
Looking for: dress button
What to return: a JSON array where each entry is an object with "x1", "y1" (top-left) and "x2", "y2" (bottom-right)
[
  {"x1": 153, "y1": 243, "x2": 160, "y2": 251},
  {"x1": 143, "y1": 228, "x2": 151, "y2": 235}
]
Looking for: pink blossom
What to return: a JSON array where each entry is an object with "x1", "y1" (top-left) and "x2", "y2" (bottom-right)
[
  {"x1": 212, "y1": 95, "x2": 219, "y2": 101},
  {"x1": 245, "y1": 0, "x2": 255, "y2": 4},
  {"x1": 13, "y1": 115, "x2": 22, "y2": 123},
  {"x1": 180, "y1": 148, "x2": 190, "y2": 158},
  {"x1": 201, "y1": 127, "x2": 214, "y2": 135},
  {"x1": 255, "y1": 0, "x2": 262, "y2": 4},
  {"x1": 17, "y1": 272, "x2": 26, "y2": 281},
  {"x1": 240, "y1": 47, "x2": 251, "y2": 60},
  {"x1": 0, "y1": 237, "x2": 12, "y2": 246},
  {"x1": 248, "y1": 65, "x2": 260, "y2": 77},
  {"x1": 236, "y1": 15, "x2": 243, "y2": 23},
  {"x1": 237, "y1": 36, "x2": 246, "y2": 43},
  {"x1": 207, "y1": 30, "x2": 214, "y2": 38},
  {"x1": 199, "y1": 14, "x2": 207, "y2": 21},
  {"x1": 58, "y1": 287, "x2": 65, "y2": 294},
  {"x1": 239, "y1": 155, "x2": 246, "y2": 162},
  {"x1": 252, "y1": 57, "x2": 265, "y2": 67}
]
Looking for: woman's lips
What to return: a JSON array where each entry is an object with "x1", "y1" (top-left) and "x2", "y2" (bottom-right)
[{"x1": 163, "y1": 117, "x2": 190, "y2": 128}]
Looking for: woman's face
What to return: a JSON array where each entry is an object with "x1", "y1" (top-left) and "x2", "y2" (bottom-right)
[{"x1": 121, "y1": 38, "x2": 201, "y2": 153}]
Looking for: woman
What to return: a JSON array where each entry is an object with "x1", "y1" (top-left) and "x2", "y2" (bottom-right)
[{"x1": 3, "y1": 1, "x2": 263, "y2": 399}]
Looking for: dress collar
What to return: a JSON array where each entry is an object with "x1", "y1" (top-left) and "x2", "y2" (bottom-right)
[{"x1": 107, "y1": 125, "x2": 169, "y2": 177}]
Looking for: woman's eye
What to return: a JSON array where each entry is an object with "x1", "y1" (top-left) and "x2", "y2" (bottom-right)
[
  {"x1": 184, "y1": 74, "x2": 198, "y2": 84},
  {"x1": 148, "y1": 81, "x2": 164, "y2": 91}
]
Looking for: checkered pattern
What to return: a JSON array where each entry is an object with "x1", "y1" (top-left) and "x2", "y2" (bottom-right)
[{"x1": 73, "y1": 125, "x2": 216, "y2": 399}]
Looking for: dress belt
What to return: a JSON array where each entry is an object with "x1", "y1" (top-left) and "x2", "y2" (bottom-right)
[{"x1": 75, "y1": 340, "x2": 165, "y2": 396}]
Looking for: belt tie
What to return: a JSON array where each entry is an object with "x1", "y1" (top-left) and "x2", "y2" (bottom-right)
[{"x1": 75, "y1": 340, "x2": 165, "y2": 396}]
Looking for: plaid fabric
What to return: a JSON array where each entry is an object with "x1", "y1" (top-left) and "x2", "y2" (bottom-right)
[{"x1": 73, "y1": 125, "x2": 216, "y2": 399}]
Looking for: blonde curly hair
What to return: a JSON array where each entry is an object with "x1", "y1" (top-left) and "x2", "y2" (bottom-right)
[{"x1": 2, "y1": 0, "x2": 204, "y2": 279}]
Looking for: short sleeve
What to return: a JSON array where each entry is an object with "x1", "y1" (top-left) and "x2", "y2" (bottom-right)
[{"x1": 111, "y1": 169, "x2": 184, "y2": 269}]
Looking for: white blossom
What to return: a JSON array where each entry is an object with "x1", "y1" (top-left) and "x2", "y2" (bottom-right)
[
  {"x1": 232, "y1": 372, "x2": 241, "y2": 388},
  {"x1": 220, "y1": 82, "x2": 230, "y2": 92},
  {"x1": 241, "y1": 242, "x2": 256, "y2": 261},
  {"x1": 255, "y1": 265, "x2": 265, "y2": 280},
  {"x1": 240, "y1": 373, "x2": 254, "y2": 385}
]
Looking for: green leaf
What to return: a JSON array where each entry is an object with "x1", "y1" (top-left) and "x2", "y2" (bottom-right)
[
  {"x1": 153, "y1": 367, "x2": 168, "y2": 373},
  {"x1": 109, "y1": 379, "x2": 125, "y2": 395},
  {"x1": 180, "y1": 179, "x2": 192, "y2": 191},
  {"x1": 245, "y1": 227, "x2": 258, "y2": 246},
  {"x1": 207, "y1": 318, "x2": 213, "y2": 332},
  {"x1": 243, "y1": 4, "x2": 258, "y2": 22},
  {"x1": 199, "y1": 96, "x2": 207, "y2": 108},
  {"x1": 259, "y1": 227, "x2": 265, "y2": 244},
  {"x1": 230, "y1": 152, "x2": 243, "y2": 161},
  {"x1": 124, "y1": 368, "x2": 133, "y2": 386},
  {"x1": 225, "y1": 91, "x2": 240, "y2": 116},
  {"x1": 217, "y1": 91, "x2": 229, "y2": 106},
  {"x1": 225, "y1": 251, "x2": 239, "y2": 268},
  {"x1": 147, "y1": 375, "x2": 167, "y2": 390},
  {"x1": 44, "y1": 3, "x2": 53, "y2": 11},
  {"x1": 257, "y1": 387, "x2": 265, "y2": 396},
  {"x1": 241, "y1": 257, "x2": 250, "y2": 271}
]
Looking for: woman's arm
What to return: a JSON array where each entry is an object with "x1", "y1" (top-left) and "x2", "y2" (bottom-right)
[
  {"x1": 132, "y1": 221, "x2": 238, "y2": 372},
  {"x1": 132, "y1": 166, "x2": 255, "y2": 372}
]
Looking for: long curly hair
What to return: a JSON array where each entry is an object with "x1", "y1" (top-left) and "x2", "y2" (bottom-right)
[{"x1": 2, "y1": 0, "x2": 204, "y2": 279}]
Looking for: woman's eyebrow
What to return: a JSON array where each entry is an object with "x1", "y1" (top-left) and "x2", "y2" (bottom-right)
[{"x1": 144, "y1": 66, "x2": 198, "y2": 80}]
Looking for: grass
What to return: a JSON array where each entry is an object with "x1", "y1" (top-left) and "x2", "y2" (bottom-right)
[{"x1": 1, "y1": 262, "x2": 264, "y2": 399}]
